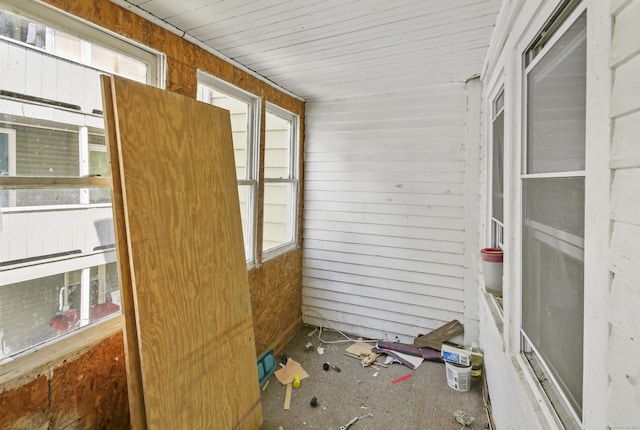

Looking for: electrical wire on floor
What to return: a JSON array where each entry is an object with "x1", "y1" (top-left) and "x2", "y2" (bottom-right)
[{"x1": 301, "y1": 307, "x2": 378, "y2": 345}]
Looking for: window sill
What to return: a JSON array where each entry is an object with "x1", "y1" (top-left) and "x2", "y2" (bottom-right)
[
  {"x1": 261, "y1": 242, "x2": 298, "y2": 263},
  {"x1": 479, "y1": 276, "x2": 504, "y2": 324},
  {"x1": 479, "y1": 284, "x2": 570, "y2": 430},
  {"x1": 0, "y1": 314, "x2": 123, "y2": 388}
]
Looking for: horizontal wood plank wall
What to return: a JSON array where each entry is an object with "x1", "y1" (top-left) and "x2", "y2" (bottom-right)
[
  {"x1": 608, "y1": 0, "x2": 640, "y2": 426},
  {"x1": 0, "y1": 0, "x2": 304, "y2": 428},
  {"x1": 302, "y1": 83, "x2": 468, "y2": 342}
]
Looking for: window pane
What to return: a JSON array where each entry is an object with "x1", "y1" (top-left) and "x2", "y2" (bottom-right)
[
  {"x1": 263, "y1": 182, "x2": 294, "y2": 252},
  {"x1": 1, "y1": 117, "x2": 86, "y2": 207},
  {"x1": 0, "y1": 132, "x2": 8, "y2": 175},
  {"x1": 6, "y1": 120, "x2": 80, "y2": 177},
  {"x1": 0, "y1": 11, "x2": 46, "y2": 47},
  {"x1": 0, "y1": 3, "x2": 154, "y2": 360},
  {"x1": 199, "y1": 86, "x2": 249, "y2": 180},
  {"x1": 88, "y1": 131, "x2": 110, "y2": 204},
  {"x1": 265, "y1": 111, "x2": 290, "y2": 178},
  {"x1": 0, "y1": 10, "x2": 147, "y2": 83},
  {"x1": 1, "y1": 195, "x2": 116, "y2": 263},
  {"x1": 90, "y1": 44, "x2": 147, "y2": 83},
  {"x1": 526, "y1": 13, "x2": 586, "y2": 174},
  {"x1": 522, "y1": 176, "x2": 584, "y2": 417},
  {"x1": 0, "y1": 262, "x2": 120, "y2": 359},
  {"x1": 492, "y1": 110, "x2": 504, "y2": 224},
  {"x1": 0, "y1": 131, "x2": 9, "y2": 207},
  {"x1": 238, "y1": 184, "x2": 252, "y2": 261}
]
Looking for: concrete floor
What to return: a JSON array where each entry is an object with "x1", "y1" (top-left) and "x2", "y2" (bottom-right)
[{"x1": 260, "y1": 326, "x2": 491, "y2": 430}]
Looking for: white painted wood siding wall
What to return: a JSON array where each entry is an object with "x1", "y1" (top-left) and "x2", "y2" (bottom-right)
[
  {"x1": 607, "y1": 0, "x2": 640, "y2": 426},
  {"x1": 302, "y1": 83, "x2": 474, "y2": 343}
]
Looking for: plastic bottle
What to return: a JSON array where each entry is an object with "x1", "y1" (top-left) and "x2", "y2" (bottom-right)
[{"x1": 470, "y1": 342, "x2": 483, "y2": 377}]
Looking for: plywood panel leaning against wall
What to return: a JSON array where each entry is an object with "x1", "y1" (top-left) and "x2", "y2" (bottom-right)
[
  {"x1": 102, "y1": 75, "x2": 262, "y2": 429},
  {"x1": 102, "y1": 76, "x2": 147, "y2": 430}
]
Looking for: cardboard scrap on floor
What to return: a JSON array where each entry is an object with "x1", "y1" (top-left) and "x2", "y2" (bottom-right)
[
  {"x1": 275, "y1": 358, "x2": 309, "y2": 385},
  {"x1": 345, "y1": 342, "x2": 387, "y2": 367}
]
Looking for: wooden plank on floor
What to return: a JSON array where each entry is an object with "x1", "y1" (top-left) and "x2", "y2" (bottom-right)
[
  {"x1": 103, "y1": 75, "x2": 262, "y2": 429},
  {"x1": 284, "y1": 383, "x2": 292, "y2": 410},
  {"x1": 100, "y1": 75, "x2": 147, "y2": 430}
]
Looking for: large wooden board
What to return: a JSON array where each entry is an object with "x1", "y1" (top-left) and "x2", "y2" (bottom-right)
[
  {"x1": 101, "y1": 76, "x2": 147, "y2": 429},
  {"x1": 103, "y1": 76, "x2": 262, "y2": 429}
]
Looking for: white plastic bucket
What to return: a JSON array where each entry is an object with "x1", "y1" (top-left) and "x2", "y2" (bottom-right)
[
  {"x1": 445, "y1": 361, "x2": 471, "y2": 392},
  {"x1": 481, "y1": 248, "x2": 503, "y2": 296}
]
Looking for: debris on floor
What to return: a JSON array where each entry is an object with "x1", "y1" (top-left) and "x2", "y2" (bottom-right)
[
  {"x1": 453, "y1": 409, "x2": 475, "y2": 426},
  {"x1": 339, "y1": 413, "x2": 373, "y2": 430},
  {"x1": 323, "y1": 362, "x2": 341, "y2": 372},
  {"x1": 344, "y1": 342, "x2": 382, "y2": 368},
  {"x1": 283, "y1": 383, "x2": 292, "y2": 410},
  {"x1": 391, "y1": 374, "x2": 412, "y2": 384},
  {"x1": 414, "y1": 319, "x2": 465, "y2": 351},
  {"x1": 275, "y1": 358, "x2": 309, "y2": 385},
  {"x1": 260, "y1": 326, "x2": 490, "y2": 428},
  {"x1": 375, "y1": 340, "x2": 442, "y2": 362}
]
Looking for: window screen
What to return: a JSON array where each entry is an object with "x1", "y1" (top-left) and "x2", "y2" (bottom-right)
[{"x1": 522, "y1": 11, "x2": 586, "y2": 420}]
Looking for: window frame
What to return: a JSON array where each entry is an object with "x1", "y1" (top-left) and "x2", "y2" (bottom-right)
[
  {"x1": 196, "y1": 70, "x2": 261, "y2": 266},
  {"x1": 518, "y1": 2, "x2": 586, "y2": 426},
  {"x1": 0, "y1": 0, "x2": 164, "y2": 86},
  {"x1": 262, "y1": 102, "x2": 299, "y2": 261},
  {"x1": 489, "y1": 89, "x2": 505, "y2": 250},
  {"x1": 0, "y1": 0, "x2": 163, "y2": 376}
]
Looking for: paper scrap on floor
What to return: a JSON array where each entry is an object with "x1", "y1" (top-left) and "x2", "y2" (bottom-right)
[{"x1": 274, "y1": 358, "x2": 309, "y2": 385}]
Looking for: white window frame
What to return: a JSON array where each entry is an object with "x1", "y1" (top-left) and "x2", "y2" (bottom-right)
[
  {"x1": 489, "y1": 89, "x2": 505, "y2": 250},
  {"x1": 517, "y1": 2, "x2": 586, "y2": 427},
  {"x1": 196, "y1": 70, "x2": 261, "y2": 266},
  {"x1": 0, "y1": 0, "x2": 162, "y2": 380},
  {"x1": 0, "y1": 0, "x2": 165, "y2": 86},
  {"x1": 262, "y1": 102, "x2": 299, "y2": 261}
]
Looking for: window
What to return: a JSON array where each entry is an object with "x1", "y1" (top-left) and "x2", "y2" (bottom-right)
[
  {"x1": 197, "y1": 74, "x2": 260, "y2": 263},
  {"x1": 521, "y1": 7, "x2": 586, "y2": 425},
  {"x1": 197, "y1": 73, "x2": 300, "y2": 264},
  {"x1": 490, "y1": 90, "x2": 504, "y2": 248},
  {"x1": 263, "y1": 104, "x2": 298, "y2": 258},
  {"x1": 0, "y1": 2, "x2": 160, "y2": 360}
]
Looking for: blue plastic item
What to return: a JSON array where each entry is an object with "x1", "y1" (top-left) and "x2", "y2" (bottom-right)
[{"x1": 257, "y1": 349, "x2": 276, "y2": 387}]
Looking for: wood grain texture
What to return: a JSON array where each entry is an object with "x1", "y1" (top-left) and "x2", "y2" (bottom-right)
[
  {"x1": 106, "y1": 75, "x2": 261, "y2": 429},
  {"x1": 101, "y1": 75, "x2": 148, "y2": 430}
]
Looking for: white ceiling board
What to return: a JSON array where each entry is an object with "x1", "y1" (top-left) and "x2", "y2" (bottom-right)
[{"x1": 118, "y1": 0, "x2": 503, "y2": 100}]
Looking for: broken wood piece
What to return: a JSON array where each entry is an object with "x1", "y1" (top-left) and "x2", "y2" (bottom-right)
[
  {"x1": 413, "y1": 320, "x2": 464, "y2": 351},
  {"x1": 284, "y1": 383, "x2": 292, "y2": 410}
]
